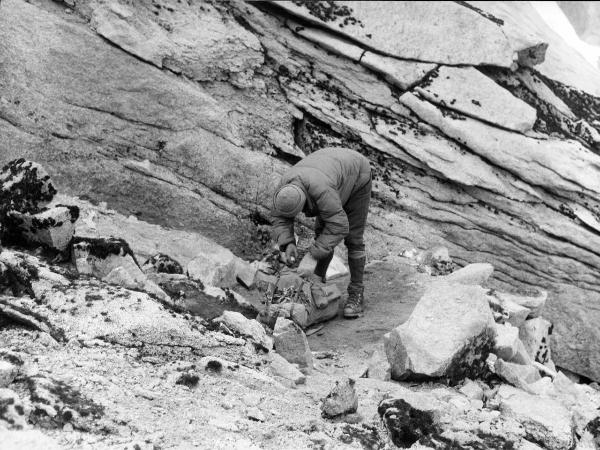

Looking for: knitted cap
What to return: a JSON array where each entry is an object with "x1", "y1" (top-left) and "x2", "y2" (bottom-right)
[{"x1": 273, "y1": 184, "x2": 306, "y2": 218}]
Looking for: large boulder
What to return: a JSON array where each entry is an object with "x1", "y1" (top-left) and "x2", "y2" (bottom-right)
[
  {"x1": 384, "y1": 282, "x2": 496, "y2": 382},
  {"x1": 497, "y1": 385, "x2": 575, "y2": 450},
  {"x1": 5, "y1": 205, "x2": 79, "y2": 252},
  {"x1": 0, "y1": 159, "x2": 56, "y2": 216}
]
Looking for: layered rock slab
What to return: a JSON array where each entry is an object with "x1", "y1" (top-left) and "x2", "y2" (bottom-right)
[
  {"x1": 384, "y1": 282, "x2": 496, "y2": 382},
  {"x1": 271, "y1": 1, "x2": 517, "y2": 66},
  {"x1": 415, "y1": 66, "x2": 537, "y2": 132}
]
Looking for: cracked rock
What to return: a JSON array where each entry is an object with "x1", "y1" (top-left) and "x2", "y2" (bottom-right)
[{"x1": 321, "y1": 377, "x2": 358, "y2": 418}]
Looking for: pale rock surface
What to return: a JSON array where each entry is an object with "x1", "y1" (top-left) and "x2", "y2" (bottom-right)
[
  {"x1": 385, "y1": 282, "x2": 496, "y2": 381},
  {"x1": 494, "y1": 323, "x2": 521, "y2": 361},
  {"x1": 493, "y1": 290, "x2": 547, "y2": 318},
  {"x1": 90, "y1": 0, "x2": 263, "y2": 82},
  {"x1": 268, "y1": 353, "x2": 305, "y2": 386},
  {"x1": 272, "y1": 1, "x2": 518, "y2": 66},
  {"x1": 215, "y1": 311, "x2": 272, "y2": 351},
  {"x1": 273, "y1": 317, "x2": 313, "y2": 370},
  {"x1": 235, "y1": 259, "x2": 258, "y2": 289},
  {"x1": 415, "y1": 66, "x2": 537, "y2": 132},
  {"x1": 321, "y1": 377, "x2": 358, "y2": 418},
  {"x1": 366, "y1": 342, "x2": 391, "y2": 381},
  {"x1": 487, "y1": 293, "x2": 532, "y2": 327},
  {"x1": 458, "y1": 379, "x2": 484, "y2": 401},
  {"x1": 285, "y1": 19, "x2": 364, "y2": 62},
  {"x1": 437, "y1": 263, "x2": 494, "y2": 286},
  {"x1": 497, "y1": 385, "x2": 575, "y2": 450},
  {"x1": 519, "y1": 318, "x2": 552, "y2": 364},
  {"x1": 187, "y1": 248, "x2": 241, "y2": 287},
  {"x1": 0, "y1": 430, "x2": 60, "y2": 450},
  {"x1": 360, "y1": 52, "x2": 437, "y2": 90},
  {"x1": 495, "y1": 359, "x2": 541, "y2": 389}
]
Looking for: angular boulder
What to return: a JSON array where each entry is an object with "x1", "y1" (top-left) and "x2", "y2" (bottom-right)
[
  {"x1": 215, "y1": 311, "x2": 272, "y2": 351},
  {"x1": 384, "y1": 282, "x2": 496, "y2": 382},
  {"x1": 72, "y1": 236, "x2": 140, "y2": 278},
  {"x1": 273, "y1": 317, "x2": 313, "y2": 370},
  {"x1": 438, "y1": 263, "x2": 494, "y2": 286},
  {"x1": 321, "y1": 377, "x2": 358, "y2": 418},
  {"x1": 186, "y1": 247, "x2": 241, "y2": 287},
  {"x1": 0, "y1": 159, "x2": 56, "y2": 215},
  {"x1": 0, "y1": 361, "x2": 17, "y2": 388},
  {"x1": 497, "y1": 385, "x2": 575, "y2": 450},
  {"x1": 4, "y1": 205, "x2": 79, "y2": 252},
  {"x1": 487, "y1": 292, "x2": 531, "y2": 328},
  {"x1": 268, "y1": 353, "x2": 305, "y2": 386},
  {"x1": 495, "y1": 359, "x2": 541, "y2": 389},
  {"x1": 520, "y1": 318, "x2": 553, "y2": 364},
  {"x1": 494, "y1": 322, "x2": 521, "y2": 361}
]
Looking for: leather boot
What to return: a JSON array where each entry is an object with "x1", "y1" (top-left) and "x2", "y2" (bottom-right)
[{"x1": 344, "y1": 256, "x2": 366, "y2": 318}]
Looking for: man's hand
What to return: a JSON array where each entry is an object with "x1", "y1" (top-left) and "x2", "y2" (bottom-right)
[{"x1": 282, "y1": 243, "x2": 298, "y2": 266}]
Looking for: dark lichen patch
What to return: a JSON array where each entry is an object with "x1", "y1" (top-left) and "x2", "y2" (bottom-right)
[
  {"x1": 443, "y1": 328, "x2": 496, "y2": 386},
  {"x1": 72, "y1": 236, "x2": 140, "y2": 268},
  {"x1": 205, "y1": 359, "x2": 223, "y2": 374},
  {"x1": 586, "y1": 417, "x2": 600, "y2": 445},
  {"x1": 291, "y1": 0, "x2": 364, "y2": 29},
  {"x1": 142, "y1": 253, "x2": 183, "y2": 275},
  {"x1": 339, "y1": 423, "x2": 385, "y2": 449},
  {"x1": 378, "y1": 398, "x2": 439, "y2": 448},
  {"x1": 0, "y1": 159, "x2": 57, "y2": 218},
  {"x1": 27, "y1": 376, "x2": 105, "y2": 429},
  {"x1": 175, "y1": 372, "x2": 200, "y2": 387}
]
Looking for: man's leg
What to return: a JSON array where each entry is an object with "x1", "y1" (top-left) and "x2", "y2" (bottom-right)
[
  {"x1": 343, "y1": 179, "x2": 371, "y2": 318},
  {"x1": 313, "y1": 217, "x2": 333, "y2": 281}
]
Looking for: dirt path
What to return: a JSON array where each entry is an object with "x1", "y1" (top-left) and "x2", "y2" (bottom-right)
[{"x1": 307, "y1": 259, "x2": 425, "y2": 356}]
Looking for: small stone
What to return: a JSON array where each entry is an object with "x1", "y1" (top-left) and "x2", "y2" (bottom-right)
[
  {"x1": 458, "y1": 379, "x2": 484, "y2": 401},
  {"x1": 269, "y1": 353, "x2": 306, "y2": 385},
  {"x1": 209, "y1": 417, "x2": 239, "y2": 432},
  {"x1": 273, "y1": 317, "x2": 313, "y2": 369},
  {"x1": 495, "y1": 359, "x2": 541, "y2": 388},
  {"x1": 366, "y1": 343, "x2": 391, "y2": 381},
  {"x1": 519, "y1": 318, "x2": 552, "y2": 364},
  {"x1": 242, "y1": 393, "x2": 262, "y2": 407},
  {"x1": 321, "y1": 377, "x2": 358, "y2": 418},
  {"x1": 221, "y1": 401, "x2": 234, "y2": 410},
  {"x1": 62, "y1": 422, "x2": 74, "y2": 432},
  {"x1": 235, "y1": 260, "x2": 258, "y2": 289},
  {"x1": 247, "y1": 407, "x2": 265, "y2": 422},
  {"x1": 494, "y1": 322, "x2": 520, "y2": 361},
  {"x1": 215, "y1": 311, "x2": 272, "y2": 351}
]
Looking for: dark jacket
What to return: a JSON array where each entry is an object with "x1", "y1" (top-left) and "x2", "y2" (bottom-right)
[{"x1": 271, "y1": 147, "x2": 371, "y2": 259}]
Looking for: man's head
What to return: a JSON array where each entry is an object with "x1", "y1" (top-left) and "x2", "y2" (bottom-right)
[{"x1": 272, "y1": 184, "x2": 306, "y2": 218}]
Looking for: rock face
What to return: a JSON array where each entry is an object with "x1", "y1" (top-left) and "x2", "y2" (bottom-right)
[
  {"x1": 2, "y1": 0, "x2": 600, "y2": 380},
  {"x1": 384, "y1": 282, "x2": 496, "y2": 382}
]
